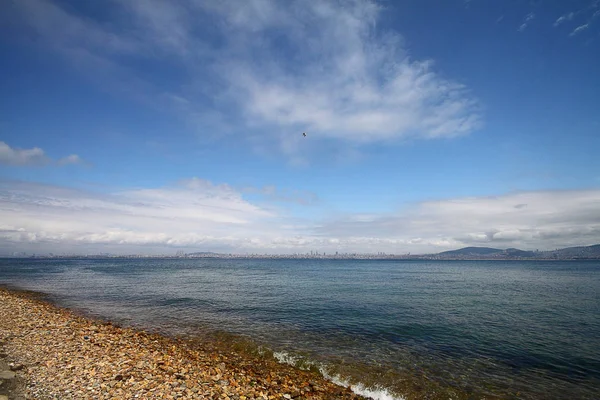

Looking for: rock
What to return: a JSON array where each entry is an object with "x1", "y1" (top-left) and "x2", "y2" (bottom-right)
[
  {"x1": 0, "y1": 395, "x2": 8, "y2": 400},
  {"x1": 9, "y1": 362, "x2": 24, "y2": 371},
  {"x1": 0, "y1": 370, "x2": 16, "y2": 379}
]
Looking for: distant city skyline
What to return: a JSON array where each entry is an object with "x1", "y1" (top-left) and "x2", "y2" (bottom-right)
[
  {"x1": 5, "y1": 244, "x2": 600, "y2": 261},
  {"x1": 1, "y1": 0, "x2": 599, "y2": 255}
]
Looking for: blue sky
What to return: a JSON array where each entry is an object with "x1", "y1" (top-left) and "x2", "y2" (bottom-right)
[{"x1": 1, "y1": 0, "x2": 599, "y2": 255}]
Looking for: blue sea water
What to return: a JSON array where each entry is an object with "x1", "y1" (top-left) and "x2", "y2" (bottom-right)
[{"x1": 1, "y1": 258, "x2": 599, "y2": 399}]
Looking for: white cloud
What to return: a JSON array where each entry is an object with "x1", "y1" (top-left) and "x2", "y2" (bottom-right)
[
  {"x1": 4, "y1": 0, "x2": 482, "y2": 157},
  {"x1": 58, "y1": 154, "x2": 83, "y2": 165},
  {"x1": 0, "y1": 141, "x2": 84, "y2": 167},
  {"x1": 0, "y1": 141, "x2": 47, "y2": 166},
  {"x1": 553, "y1": 5, "x2": 600, "y2": 32},
  {"x1": 315, "y1": 189, "x2": 600, "y2": 251},
  {"x1": 0, "y1": 179, "x2": 280, "y2": 254},
  {"x1": 209, "y1": 1, "x2": 482, "y2": 143},
  {"x1": 1, "y1": 180, "x2": 600, "y2": 255},
  {"x1": 518, "y1": 13, "x2": 535, "y2": 32},
  {"x1": 554, "y1": 12, "x2": 575, "y2": 27},
  {"x1": 570, "y1": 23, "x2": 590, "y2": 36}
]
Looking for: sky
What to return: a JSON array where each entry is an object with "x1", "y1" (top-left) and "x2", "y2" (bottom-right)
[{"x1": 1, "y1": 0, "x2": 599, "y2": 255}]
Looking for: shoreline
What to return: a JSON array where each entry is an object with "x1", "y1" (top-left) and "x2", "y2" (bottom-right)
[
  {"x1": 3, "y1": 256, "x2": 599, "y2": 261},
  {"x1": 0, "y1": 286, "x2": 368, "y2": 400}
]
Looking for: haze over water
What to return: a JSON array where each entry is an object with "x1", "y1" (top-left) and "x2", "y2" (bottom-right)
[{"x1": 1, "y1": 258, "x2": 599, "y2": 399}]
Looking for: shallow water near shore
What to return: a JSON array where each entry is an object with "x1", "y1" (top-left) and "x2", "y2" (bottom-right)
[{"x1": 1, "y1": 258, "x2": 599, "y2": 399}]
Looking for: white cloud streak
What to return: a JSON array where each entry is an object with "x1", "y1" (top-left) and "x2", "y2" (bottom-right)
[
  {"x1": 553, "y1": 4, "x2": 600, "y2": 34},
  {"x1": 518, "y1": 13, "x2": 535, "y2": 32},
  {"x1": 554, "y1": 12, "x2": 575, "y2": 27},
  {"x1": 3, "y1": 0, "x2": 482, "y2": 157},
  {"x1": 570, "y1": 23, "x2": 590, "y2": 36},
  {"x1": 0, "y1": 141, "x2": 84, "y2": 167},
  {"x1": 1, "y1": 180, "x2": 599, "y2": 255}
]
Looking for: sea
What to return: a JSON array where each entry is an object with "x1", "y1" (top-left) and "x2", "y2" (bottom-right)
[{"x1": 1, "y1": 258, "x2": 599, "y2": 399}]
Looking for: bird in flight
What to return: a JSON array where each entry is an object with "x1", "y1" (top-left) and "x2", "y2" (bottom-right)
[{"x1": 302, "y1": 132, "x2": 307, "y2": 137}]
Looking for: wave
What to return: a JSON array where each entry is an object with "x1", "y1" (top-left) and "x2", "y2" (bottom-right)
[{"x1": 272, "y1": 351, "x2": 404, "y2": 400}]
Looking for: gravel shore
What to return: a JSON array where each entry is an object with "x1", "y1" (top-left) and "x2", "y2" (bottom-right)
[{"x1": 0, "y1": 287, "x2": 366, "y2": 400}]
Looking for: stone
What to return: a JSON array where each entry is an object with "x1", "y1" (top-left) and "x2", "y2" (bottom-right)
[
  {"x1": 0, "y1": 287, "x2": 365, "y2": 400},
  {"x1": 0, "y1": 370, "x2": 16, "y2": 379},
  {"x1": 9, "y1": 362, "x2": 24, "y2": 371}
]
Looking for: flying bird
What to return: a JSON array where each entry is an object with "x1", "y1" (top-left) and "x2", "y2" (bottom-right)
[{"x1": 302, "y1": 132, "x2": 307, "y2": 137}]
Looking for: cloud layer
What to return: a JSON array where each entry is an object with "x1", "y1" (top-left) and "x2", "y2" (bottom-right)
[
  {"x1": 316, "y1": 190, "x2": 600, "y2": 250},
  {"x1": 0, "y1": 141, "x2": 83, "y2": 167},
  {"x1": 5, "y1": 0, "x2": 482, "y2": 155},
  {"x1": 1, "y1": 179, "x2": 599, "y2": 255}
]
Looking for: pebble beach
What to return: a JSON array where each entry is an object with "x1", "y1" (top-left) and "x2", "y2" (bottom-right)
[{"x1": 0, "y1": 287, "x2": 366, "y2": 400}]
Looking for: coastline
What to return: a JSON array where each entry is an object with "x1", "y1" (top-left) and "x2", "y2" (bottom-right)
[{"x1": 0, "y1": 287, "x2": 367, "y2": 400}]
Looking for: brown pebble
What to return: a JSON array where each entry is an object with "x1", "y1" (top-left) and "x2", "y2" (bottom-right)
[
  {"x1": 9, "y1": 363, "x2": 25, "y2": 371},
  {"x1": 0, "y1": 287, "x2": 367, "y2": 400}
]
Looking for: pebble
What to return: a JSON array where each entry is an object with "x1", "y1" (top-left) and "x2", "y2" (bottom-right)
[
  {"x1": 9, "y1": 363, "x2": 24, "y2": 371},
  {"x1": 0, "y1": 287, "x2": 365, "y2": 399}
]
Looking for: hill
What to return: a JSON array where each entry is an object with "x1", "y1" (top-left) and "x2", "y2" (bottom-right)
[
  {"x1": 434, "y1": 244, "x2": 600, "y2": 259},
  {"x1": 543, "y1": 244, "x2": 600, "y2": 259},
  {"x1": 438, "y1": 247, "x2": 503, "y2": 256}
]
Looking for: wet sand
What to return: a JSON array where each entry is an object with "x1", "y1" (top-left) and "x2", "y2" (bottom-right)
[{"x1": 0, "y1": 287, "x2": 366, "y2": 400}]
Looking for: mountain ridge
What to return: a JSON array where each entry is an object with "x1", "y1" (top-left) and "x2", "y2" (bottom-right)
[{"x1": 430, "y1": 244, "x2": 600, "y2": 259}]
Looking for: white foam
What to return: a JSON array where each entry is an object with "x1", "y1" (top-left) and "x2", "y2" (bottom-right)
[
  {"x1": 272, "y1": 351, "x2": 405, "y2": 400},
  {"x1": 319, "y1": 368, "x2": 405, "y2": 400},
  {"x1": 273, "y1": 351, "x2": 301, "y2": 366},
  {"x1": 350, "y1": 383, "x2": 403, "y2": 400}
]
